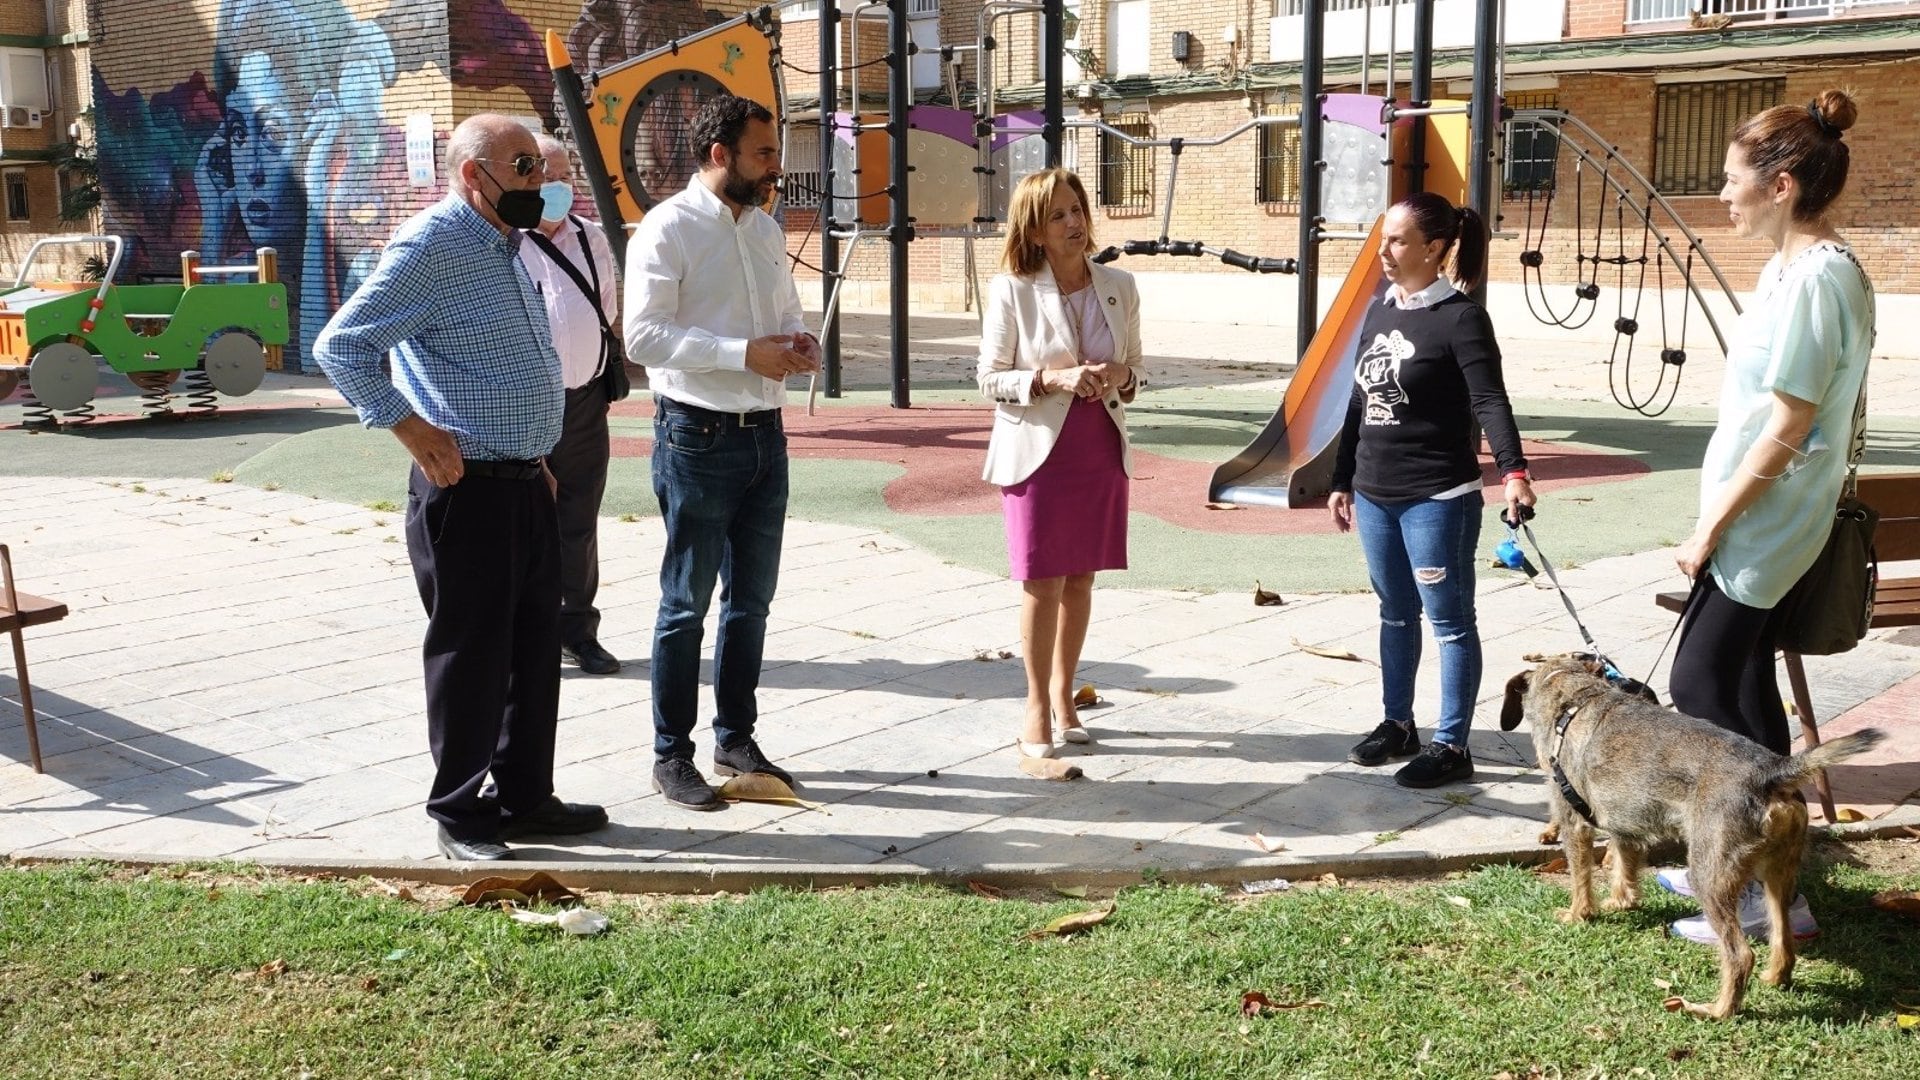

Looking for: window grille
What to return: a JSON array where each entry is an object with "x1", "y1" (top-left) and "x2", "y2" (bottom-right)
[
  {"x1": 3, "y1": 170, "x2": 27, "y2": 222},
  {"x1": 1099, "y1": 115, "x2": 1154, "y2": 211},
  {"x1": 781, "y1": 124, "x2": 825, "y2": 210},
  {"x1": 1653, "y1": 78, "x2": 1784, "y2": 195},
  {"x1": 1256, "y1": 103, "x2": 1302, "y2": 206},
  {"x1": 1503, "y1": 89, "x2": 1560, "y2": 194}
]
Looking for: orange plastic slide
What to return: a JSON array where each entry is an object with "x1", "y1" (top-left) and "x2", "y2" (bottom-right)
[{"x1": 1207, "y1": 217, "x2": 1385, "y2": 507}]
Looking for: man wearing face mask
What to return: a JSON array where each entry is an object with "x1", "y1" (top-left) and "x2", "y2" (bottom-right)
[
  {"x1": 518, "y1": 133, "x2": 625, "y2": 677},
  {"x1": 314, "y1": 114, "x2": 609, "y2": 862},
  {"x1": 625, "y1": 94, "x2": 820, "y2": 810}
]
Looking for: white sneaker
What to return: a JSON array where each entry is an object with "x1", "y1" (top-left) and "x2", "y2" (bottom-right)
[
  {"x1": 1654, "y1": 866, "x2": 1693, "y2": 897},
  {"x1": 1670, "y1": 882, "x2": 1820, "y2": 944}
]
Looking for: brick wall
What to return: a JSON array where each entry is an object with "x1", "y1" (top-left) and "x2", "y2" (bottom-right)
[
  {"x1": 1566, "y1": 0, "x2": 1623, "y2": 38},
  {"x1": 0, "y1": 0, "x2": 95, "y2": 279}
]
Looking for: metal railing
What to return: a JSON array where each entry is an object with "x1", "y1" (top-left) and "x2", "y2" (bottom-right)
[
  {"x1": 1275, "y1": 0, "x2": 1388, "y2": 15},
  {"x1": 1628, "y1": 0, "x2": 1914, "y2": 24}
]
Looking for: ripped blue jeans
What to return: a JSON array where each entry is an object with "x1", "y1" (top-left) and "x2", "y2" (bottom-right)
[{"x1": 1353, "y1": 490, "x2": 1483, "y2": 748}]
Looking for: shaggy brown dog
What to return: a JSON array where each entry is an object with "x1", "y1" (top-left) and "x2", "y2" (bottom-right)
[{"x1": 1501, "y1": 655, "x2": 1884, "y2": 1020}]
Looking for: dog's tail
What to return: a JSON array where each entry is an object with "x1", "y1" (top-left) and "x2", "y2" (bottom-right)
[{"x1": 1763, "y1": 728, "x2": 1886, "y2": 795}]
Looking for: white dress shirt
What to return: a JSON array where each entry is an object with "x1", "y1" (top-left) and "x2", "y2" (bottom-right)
[
  {"x1": 519, "y1": 216, "x2": 621, "y2": 390},
  {"x1": 622, "y1": 176, "x2": 808, "y2": 412},
  {"x1": 1385, "y1": 274, "x2": 1457, "y2": 310}
]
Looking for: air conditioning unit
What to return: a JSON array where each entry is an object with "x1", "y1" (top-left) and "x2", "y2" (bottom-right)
[{"x1": 2, "y1": 107, "x2": 46, "y2": 130}]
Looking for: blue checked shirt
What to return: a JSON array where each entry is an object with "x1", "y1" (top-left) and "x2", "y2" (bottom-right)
[{"x1": 313, "y1": 197, "x2": 564, "y2": 462}]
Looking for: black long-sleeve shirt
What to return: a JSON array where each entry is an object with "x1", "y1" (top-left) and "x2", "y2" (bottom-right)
[{"x1": 1330, "y1": 291, "x2": 1528, "y2": 502}]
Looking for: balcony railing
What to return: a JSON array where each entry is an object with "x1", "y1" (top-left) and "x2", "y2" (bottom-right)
[{"x1": 1628, "y1": 0, "x2": 1917, "y2": 24}]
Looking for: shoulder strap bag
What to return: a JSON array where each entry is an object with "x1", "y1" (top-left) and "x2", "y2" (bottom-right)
[
  {"x1": 525, "y1": 217, "x2": 631, "y2": 403},
  {"x1": 1774, "y1": 250, "x2": 1877, "y2": 656}
]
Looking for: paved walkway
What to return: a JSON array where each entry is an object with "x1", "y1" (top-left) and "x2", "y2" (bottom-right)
[{"x1": 5, "y1": 475, "x2": 1917, "y2": 887}]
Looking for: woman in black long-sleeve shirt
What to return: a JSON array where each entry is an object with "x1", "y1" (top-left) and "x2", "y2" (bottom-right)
[{"x1": 1328, "y1": 191, "x2": 1537, "y2": 788}]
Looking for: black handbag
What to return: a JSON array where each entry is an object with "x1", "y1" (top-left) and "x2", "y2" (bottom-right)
[
  {"x1": 1774, "y1": 295, "x2": 1877, "y2": 656},
  {"x1": 525, "y1": 217, "x2": 631, "y2": 403}
]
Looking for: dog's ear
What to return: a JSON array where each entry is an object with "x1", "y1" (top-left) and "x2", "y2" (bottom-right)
[{"x1": 1500, "y1": 671, "x2": 1530, "y2": 731}]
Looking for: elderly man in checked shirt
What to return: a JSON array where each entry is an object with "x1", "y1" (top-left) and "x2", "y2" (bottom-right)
[
  {"x1": 624, "y1": 95, "x2": 821, "y2": 811},
  {"x1": 314, "y1": 114, "x2": 608, "y2": 862}
]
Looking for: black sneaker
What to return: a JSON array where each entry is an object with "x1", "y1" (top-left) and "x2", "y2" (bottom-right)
[
  {"x1": 1349, "y1": 718, "x2": 1420, "y2": 766},
  {"x1": 652, "y1": 757, "x2": 723, "y2": 811},
  {"x1": 1395, "y1": 742, "x2": 1474, "y2": 788},
  {"x1": 713, "y1": 737, "x2": 794, "y2": 786}
]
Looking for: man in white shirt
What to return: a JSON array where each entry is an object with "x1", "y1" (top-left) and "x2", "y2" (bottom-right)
[
  {"x1": 520, "y1": 133, "x2": 623, "y2": 676},
  {"x1": 623, "y1": 95, "x2": 820, "y2": 810}
]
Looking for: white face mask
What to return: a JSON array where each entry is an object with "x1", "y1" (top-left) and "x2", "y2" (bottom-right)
[{"x1": 539, "y1": 180, "x2": 575, "y2": 222}]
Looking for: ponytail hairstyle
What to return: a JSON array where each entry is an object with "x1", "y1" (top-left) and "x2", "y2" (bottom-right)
[
  {"x1": 1393, "y1": 190, "x2": 1490, "y2": 294},
  {"x1": 1730, "y1": 88, "x2": 1858, "y2": 221}
]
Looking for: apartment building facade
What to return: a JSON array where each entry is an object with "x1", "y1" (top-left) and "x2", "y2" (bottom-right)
[
  {"x1": 0, "y1": 0, "x2": 94, "y2": 279},
  {"x1": 955, "y1": 0, "x2": 1920, "y2": 309}
]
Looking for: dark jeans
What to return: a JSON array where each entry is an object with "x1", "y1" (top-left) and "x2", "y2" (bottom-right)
[
  {"x1": 1353, "y1": 490, "x2": 1484, "y2": 747},
  {"x1": 1670, "y1": 573, "x2": 1790, "y2": 755},
  {"x1": 649, "y1": 397, "x2": 788, "y2": 760},
  {"x1": 404, "y1": 464, "x2": 561, "y2": 840},
  {"x1": 551, "y1": 379, "x2": 611, "y2": 645}
]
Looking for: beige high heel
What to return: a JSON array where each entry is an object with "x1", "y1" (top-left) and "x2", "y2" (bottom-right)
[{"x1": 1060, "y1": 723, "x2": 1093, "y2": 745}]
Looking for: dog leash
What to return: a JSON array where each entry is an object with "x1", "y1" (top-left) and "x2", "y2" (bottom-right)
[{"x1": 1499, "y1": 507, "x2": 1671, "y2": 697}]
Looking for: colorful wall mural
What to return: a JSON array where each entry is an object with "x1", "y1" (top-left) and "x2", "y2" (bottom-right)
[{"x1": 91, "y1": 0, "x2": 750, "y2": 369}]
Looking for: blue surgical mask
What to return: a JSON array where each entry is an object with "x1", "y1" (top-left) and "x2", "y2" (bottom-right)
[{"x1": 539, "y1": 180, "x2": 574, "y2": 222}]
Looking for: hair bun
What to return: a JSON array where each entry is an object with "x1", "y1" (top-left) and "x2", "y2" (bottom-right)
[{"x1": 1813, "y1": 89, "x2": 1858, "y2": 135}]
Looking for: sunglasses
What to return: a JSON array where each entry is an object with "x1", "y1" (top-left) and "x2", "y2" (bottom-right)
[{"x1": 476, "y1": 154, "x2": 548, "y2": 178}]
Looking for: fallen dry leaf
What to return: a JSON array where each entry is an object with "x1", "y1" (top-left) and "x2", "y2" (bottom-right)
[
  {"x1": 1027, "y1": 904, "x2": 1114, "y2": 940},
  {"x1": 1835, "y1": 807, "x2": 1866, "y2": 823},
  {"x1": 716, "y1": 773, "x2": 825, "y2": 812},
  {"x1": 1446, "y1": 895, "x2": 1473, "y2": 909},
  {"x1": 1318, "y1": 872, "x2": 1341, "y2": 888},
  {"x1": 257, "y1": 959, "x2": 287, "y2": 980},
  {"x1": 1253, "y1": 582, "x2": 1284, "y2": 607},
  {"x1": 1018, "y1": 756, "x2": 1083, "y2": 781},
  {"x1": 1053, "y1": 884, "x2": 1089, "y2": 899},
  {"x1": 967, "y1": 880, "x2": 1005, "y2": 901},
  {"x1": 1653, "y1": 977, "x2": 1673, "y2": 991},
  {"x1": 1241, "y1": 990, "x2": 1329, "y2": 1017},
  {"x1": 1205, "y1": 502, "x2": 1243, "y2": 511},
  {"x1": 460, "y1": 872, "x2": 580, "y2": 908},
  {"x1": 1074, "y1": 684, "x2": 1099, "y2": 707},
  {"x1": 1897, "y1": 1014, "x2": 1919, "y2": 1030},
  {"x1": 361, "y1": 975, "x2": 379, "y2": 992},
  {"x1": 1250, "y1": 832, "x2": 1287, "y2": 854},
  {"x1": 1534, "y1": 857, "x2": 1569, "y2": 874},
  {"x1": 1870, "y1": 891, "x2": 1920, "y2": 921},
  {"x1": 1662, "y1": 997, "x2": 1686, "y2": 1013},
  {"x1": 1667, "y1": 1047, "x2": 1695, "y2": 1062},
  {"x1": 1290, "y1": 637, "x2": 1369, "y2": 664}
]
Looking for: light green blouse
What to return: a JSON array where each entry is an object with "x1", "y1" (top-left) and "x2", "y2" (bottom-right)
[{"x1": 1702, "y1": 242, "x2": 1875, "y2": 609}]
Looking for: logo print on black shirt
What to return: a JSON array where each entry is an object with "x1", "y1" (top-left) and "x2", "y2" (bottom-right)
[{"x1": 1357, "y1": 330, "x2": 1416, "y2": 425}]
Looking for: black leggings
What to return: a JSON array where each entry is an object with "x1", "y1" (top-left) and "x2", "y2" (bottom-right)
[{"x1": 1668, "y1": 574, "x2": 1791, "y2": 755}]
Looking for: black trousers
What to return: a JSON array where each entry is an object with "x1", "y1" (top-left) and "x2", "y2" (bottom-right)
[
  {"x1": 1670, "y1": 573, "x2": 1791, "y2": 755},
  {"x1": 551, "y1": 380, "x2": 611, "y2": 645},
  {"x1": 405, "y1": 464, "x2": 562, "y2": 840}
]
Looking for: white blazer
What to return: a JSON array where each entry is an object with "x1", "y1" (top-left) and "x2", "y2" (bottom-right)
[{"x1": 976, "y1": 258, "x2": 1146, "y2": 487}]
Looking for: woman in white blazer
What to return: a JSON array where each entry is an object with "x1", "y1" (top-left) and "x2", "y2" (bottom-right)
[{"x1": 977, "y1": 167, "x2": 1146, "y2": 760}]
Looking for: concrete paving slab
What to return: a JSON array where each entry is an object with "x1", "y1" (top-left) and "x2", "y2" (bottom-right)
[{"x1": 2, "y1": 475, "x2": 1916, "y2": 890}]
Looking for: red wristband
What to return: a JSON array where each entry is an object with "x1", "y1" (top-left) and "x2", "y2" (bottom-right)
[{"x1": 1503, "y1": 470, "x2": 1530, "y2": 481}]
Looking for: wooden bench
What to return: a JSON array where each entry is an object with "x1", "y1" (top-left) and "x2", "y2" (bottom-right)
[
  {"x1": 1656, "y1": 471, "x2": 1920, "y2": 823},
  {"x1": 1, "y1": 544, "x2": 70, "y2": 773}
]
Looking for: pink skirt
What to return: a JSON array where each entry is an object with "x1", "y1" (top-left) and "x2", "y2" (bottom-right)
[{"x1": 1001, "y1": 396, "x2": 1130, "y2": 580}]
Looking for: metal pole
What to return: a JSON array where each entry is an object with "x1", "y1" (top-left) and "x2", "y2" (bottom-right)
[
  {"x1": 1361, "y1": 0, "x2": 1373, "y2": 96},
  {"x1": 1466, "y1": 0, "x2": 1499, "y2": 304},
  {"x1": 1297, "y1": 0, "x2": 1324, "y2": 364},
  {"x1": 888, "y1": 0, "x2": 912, "y2": 408},
  {"x1": 1044, "y1": 0, "x2": 1064, "y2": 167},
  {"x1": 820, "y1": 1, "x2": 844, "y2": 396},
  {"x1": 1408, "y1": 0, "x2": 1434, "y2": 194}
]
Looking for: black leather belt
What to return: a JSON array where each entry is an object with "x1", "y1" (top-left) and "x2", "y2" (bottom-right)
[
  {"x1": 461, "y1": 458, "x2": 543, "y2": 481},
  {"x1": 656, "y1": 395, "x2": 780, "y2": 428}
]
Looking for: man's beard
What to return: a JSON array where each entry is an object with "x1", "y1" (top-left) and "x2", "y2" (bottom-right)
[{"x1": 723, "y1": 161, "x2": 773, "y2": 207}]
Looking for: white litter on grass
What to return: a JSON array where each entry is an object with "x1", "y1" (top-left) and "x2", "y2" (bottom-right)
[
  {"x1": 1242, "y1": 878, "x2": 1292, "y2": 895},
  {"x1": 509, "y1": 908, "x2": 611, "y2": 935}
]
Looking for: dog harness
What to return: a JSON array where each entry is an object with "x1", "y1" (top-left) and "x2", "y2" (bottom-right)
[{"x1": 1551, "y1": 701, "x2": 1599, "y2": 827}]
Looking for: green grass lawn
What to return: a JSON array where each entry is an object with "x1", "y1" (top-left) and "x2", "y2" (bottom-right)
[{"x1": 3, "y1": 847, "x2": 1917, "y2": 1078}]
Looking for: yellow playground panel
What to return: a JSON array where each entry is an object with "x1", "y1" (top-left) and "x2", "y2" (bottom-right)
[{"x1": 572, "y1": 16, "x2": 781, "y2": 224}]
